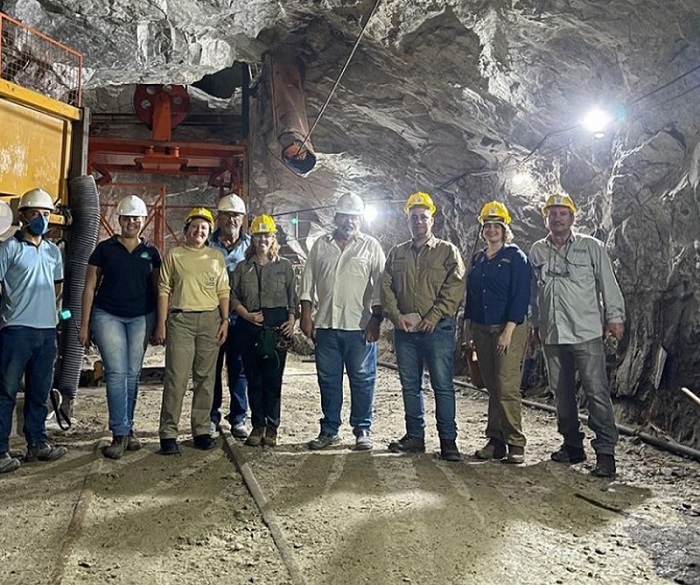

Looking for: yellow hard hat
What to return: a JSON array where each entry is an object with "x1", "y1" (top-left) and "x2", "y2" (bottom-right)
[
  {"x1": 478, "y1": 201, "x2": 511, "y2": 225},
  {"x1": 250, "y1": 214, "x2": 277, "y2": 234},
  {"x1": 404, "y1": 191, "x2": 437, "y2": 215},
  {"x1": 543, "y1": 194, "x2": 576, "y2": 215},
  {"x1": 184, "y1": 207, "x2": 214, "y2": 228}
]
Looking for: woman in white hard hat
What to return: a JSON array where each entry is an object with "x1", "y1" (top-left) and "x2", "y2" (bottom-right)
[
  {"x1": 231, "y1": 214, "x2": 298, "y2": 447},
  {"x1": 155, "y1": 207, "x2": 230, "y2": 456},
  {"x1": 79, "y1": 195, "x2": 161, "y2": 460},
  {"x1": 464, "y1": 201, "x2": 531, "y2": 464}
]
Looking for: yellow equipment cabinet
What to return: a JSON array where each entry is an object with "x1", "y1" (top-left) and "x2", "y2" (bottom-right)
[{"x1": 0, "y1": 13, "x2": 84, "y2": 223}]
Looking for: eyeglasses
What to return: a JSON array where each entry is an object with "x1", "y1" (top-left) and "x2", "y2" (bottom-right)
[{"x1": 546, "y1": 242, "x2": 572, "y2": 277}]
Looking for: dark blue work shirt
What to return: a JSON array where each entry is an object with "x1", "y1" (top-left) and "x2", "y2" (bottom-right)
[
  {"x1": 465, "y1": 244, "x2": 531, "y2": 326},
  {"x1": 89, "y1": 236, "x2": 162, "y2": 318}
]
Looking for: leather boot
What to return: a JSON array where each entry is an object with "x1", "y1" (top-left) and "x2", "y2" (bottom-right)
[
  {"x1": 440, "y1": 439, "x2": 462, "y2": 462},
  {"x1": 103, "y1": 435, "x2": 129, "y2": 460},
  {"x1": 591, "y1": 453, "x2": 616, "y2": 478}
]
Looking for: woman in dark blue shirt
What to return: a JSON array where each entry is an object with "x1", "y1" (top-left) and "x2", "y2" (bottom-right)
[
  {"x1": 464, "y1": 201, "x2": 530, "y2": 464},
  {"x1": 79, "y1": 195, "x2": 161, "y2": 459}
]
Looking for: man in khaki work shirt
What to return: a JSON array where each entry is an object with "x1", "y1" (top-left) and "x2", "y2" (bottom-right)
[
  {"x1": 529, "y1": 193, "x2": 625, "y2": 478},
  {"x1": 381, "y1": 191, "x2": 466, "y2": 461},
  {"x1": 301, "y1": 193, "x2": 386, "y2": 452}
]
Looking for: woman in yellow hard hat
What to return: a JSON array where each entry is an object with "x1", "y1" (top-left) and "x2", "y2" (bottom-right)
[
  {"x1": 231, "y1": 214, "x2": 298, "y2": 447},
  {"x1": 464, "y1": 201, "x2": 531, "y2": 464},
  {"x1": 155, "y1": 207, "x2": 230, "y2": 456}
]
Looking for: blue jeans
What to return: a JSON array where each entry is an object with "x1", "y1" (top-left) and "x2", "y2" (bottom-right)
[
  {"x1": 315, "y1": 329, "x2": 377, "y2": 436},
  {"x1": 211, "y1": 315, "x2": 248, "y2": 426},
  {"x1": 0, "y1": 326, "x2": 57, "y2": 453},
  {"x1": 543, "y1": 338, "x2": 619, "y2": 454},
  {"x1": 91, "y1": 307, "x2": 154, "y2": 436},
  {"x1": 394, "y1": 318, "x2": 457, "y2": 440}
]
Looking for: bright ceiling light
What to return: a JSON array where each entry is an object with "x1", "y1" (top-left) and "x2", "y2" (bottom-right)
[
  {"x1": 512, "y1": 172, "x2": 529, "y2": 187},
  {"x1": 364, "y1": 204, "x2": 378, "y2": 222},
  {"x1": 582, "y1": 107, "x2": 614, "y2": 138}
]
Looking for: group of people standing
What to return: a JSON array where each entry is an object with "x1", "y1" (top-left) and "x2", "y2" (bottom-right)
[
  {"x1": 302, "y1": 190, "x2": 625, "y2": 478},
  {"x1": 0, "y1": 185, "x2": 625, "y2": 480},
  {"x1": 79, "y1": 194, "x2": 297, "y2": 457}
]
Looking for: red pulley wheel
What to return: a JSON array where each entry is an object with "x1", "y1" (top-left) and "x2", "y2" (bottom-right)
[{"x1": 133, "y1": 84, "x2": 190, "y2": 129}]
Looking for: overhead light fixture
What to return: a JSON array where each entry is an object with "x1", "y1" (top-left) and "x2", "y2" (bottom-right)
[
  {"x1": 512, "y1": 172, "x2": 529, "y2": 187},
  {"x1": 582, "y1": 107, "x2": 614, "y2": 139}
]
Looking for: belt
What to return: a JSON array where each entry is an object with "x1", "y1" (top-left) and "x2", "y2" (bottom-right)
[{"x1": 169, "y1": 309, "x2": 215, "y2": 314}]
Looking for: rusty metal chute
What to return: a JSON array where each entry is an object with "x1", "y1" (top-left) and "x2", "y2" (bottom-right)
[{"x1": 268, "y1": 54, "x2": 317, "y2": 175}]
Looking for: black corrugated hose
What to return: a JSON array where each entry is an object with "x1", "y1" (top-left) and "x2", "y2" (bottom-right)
[{"x1": 55, "y1": 176, "x2": 100, "y2": 408}]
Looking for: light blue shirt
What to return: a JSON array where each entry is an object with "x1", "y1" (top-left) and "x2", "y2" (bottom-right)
[
  {"x1": 210, "y1": 228, "x2": 250, "y2": 323},
  {"x1": 209, "y1": 229, "x2": 250, "y2": 275},
  {"x1": 0, "y1": 233, "x2": 63, "y2": 329}
]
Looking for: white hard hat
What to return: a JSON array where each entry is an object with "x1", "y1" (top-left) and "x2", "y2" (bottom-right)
[
  {"x1": 335, "y1": 193, "x2": 365, "y2": 216},
  {"x1": 217, "y1": 194, "x2": 246, "y2": 214},
  {"x1": 19, "y1": 188, "x2": 55, "y2": 211},
  {"x1": 116, "y1": 195, "x2": 148, "y2": 217}
]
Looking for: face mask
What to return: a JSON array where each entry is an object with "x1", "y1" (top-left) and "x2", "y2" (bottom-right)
[{"x1": 27, "y1": 214, "x2": 49, "y2": 236}]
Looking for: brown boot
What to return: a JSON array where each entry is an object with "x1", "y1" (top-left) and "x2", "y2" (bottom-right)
[
  {"x1": 245, "y1": 427, "x2": 265, "y2": 447},
  {"x1": 103, "y1": 435, "x2": 129, "y2": 460},
  {"x1": 263, "y1": 426, "x2": 277, "y2": 447},
  {"x1": 475, "y1": 439, "x2": 506, "y2": 460}
]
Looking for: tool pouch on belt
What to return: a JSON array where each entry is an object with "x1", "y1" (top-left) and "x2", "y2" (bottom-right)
[{"x1": 255, "y1": 327, "x2": 278, "y2": 361}]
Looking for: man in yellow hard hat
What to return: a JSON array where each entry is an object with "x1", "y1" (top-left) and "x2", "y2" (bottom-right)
[
  {"x1": 381, "y1": 191, "x2": 466, "y2": 461},
  {"x1": 530, "y1": 193, "x2": 625, "y2": 478},
  {"x1": 0, "y1": 188, "x2": 67, "y2": 473},
  {"x1": 155, "y1": 207, "x2": 230, "y2": 455},
  {"x1": 209, "y1": 194, "x2": 250, "y2": 440},
  {"x1": 301, "y1": 193, "x2": 386, "y2": 451}
]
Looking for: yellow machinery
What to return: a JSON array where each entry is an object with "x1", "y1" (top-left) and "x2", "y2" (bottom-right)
[{"x1": 0, "y1": 13, "x2": 85, "y2": 226}]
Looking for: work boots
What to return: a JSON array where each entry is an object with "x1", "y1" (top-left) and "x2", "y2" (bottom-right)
[
  {"x1": 591, "y1": 453, "x2": 617, "y2": 478},
  {"x1": 550, "y1": 444, "x2": 587, "y2": 464},
  {"x1": 475, "y1": 439, "x2": 506, "y2": 460},
  {"x1": 103, "y1": 435, "x2": 129, "y2": 460},
  {"x1": 388, "y1": 434, "x2": 425, "y2": 454},
  {"x1": 440, "y1": 439, "x2": 462, "y2": 462}
]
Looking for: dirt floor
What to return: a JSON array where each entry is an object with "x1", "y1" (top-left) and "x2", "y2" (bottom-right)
[{"x1": 1, "y1": 348, "x2": 699, "y2": 585}]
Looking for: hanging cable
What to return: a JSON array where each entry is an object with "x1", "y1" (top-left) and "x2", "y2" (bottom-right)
[{"x1": 296, "y1": 0, "x2": 382, "y2": 153}]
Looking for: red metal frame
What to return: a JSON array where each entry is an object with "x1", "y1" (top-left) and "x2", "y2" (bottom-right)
[{"x1": 88, "y1": 137, "x2": 246, "y2": 197}]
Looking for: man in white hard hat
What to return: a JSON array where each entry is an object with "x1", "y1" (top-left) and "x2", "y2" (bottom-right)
[
  {"x1": 0, "y1": 188, "x2": 67, "y2": 474},
  {"x1": 301, "y1": 193, "x2": 386, "y2": 451},
  {"x1": 209, "y1": 194, "x2": 251, "y2": 439},
  {"x1": 530, "y1": 193, "x2": 625, "y2": 478}
]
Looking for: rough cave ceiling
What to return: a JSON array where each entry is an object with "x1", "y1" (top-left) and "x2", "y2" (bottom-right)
[{"x1": 3, "y1": 0, "x2": 700, "y2": 445}]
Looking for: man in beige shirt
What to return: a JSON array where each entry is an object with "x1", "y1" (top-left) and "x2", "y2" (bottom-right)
[
  {"x1": 381, "y1": 192, "x2": 466, "y2": 461},
  {"x1": 530, "y1": 193, "x2": 625, "y2": 478},
  {"x1": 301, "y1": 194, "x2": 386, "y2": 451}
]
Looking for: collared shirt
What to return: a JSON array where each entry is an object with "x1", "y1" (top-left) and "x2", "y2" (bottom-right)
[
  {"x1": 209, "y1": 228, "x2": 250, "y2": 276},
  {"x1": 89, "y1": 236, "x2": 161, "y2": 318},
  {"x1": 300, "y1": 231, "x2": 385, "y2": 331},
  {"x1": 529, "y1": 232, "x2": 625, "y2": 345},
  {"x1": 158, "y1": 245, "x2": 229, "y2": 311},
  {"x1": 381, "y1": 235, "x2": 466, "y2": 326},
  {"x1": 465, "y1": 244, "x2": 531, "y2": 326},
  {"x1": 232, "y1": 256, "x2": 298, "y2": 314},
  {"x1": 0, "y1": 232, "x2": 63, "y2": 329}
]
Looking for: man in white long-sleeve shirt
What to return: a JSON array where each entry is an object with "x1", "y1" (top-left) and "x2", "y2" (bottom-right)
[
  {"x1": 300, "y1": 194, "x2": 386, "y2": 451},
  {"x1": 530, "y1": 193, "x2": 625, "y2": 478}
]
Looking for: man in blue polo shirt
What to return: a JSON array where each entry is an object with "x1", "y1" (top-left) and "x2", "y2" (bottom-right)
[
  {"x1": 209, "y1": 194, "x2": 251, "y2": 439},
  {"x1": 0, "y1": 188, "x2": 67, "y2": 474}
]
